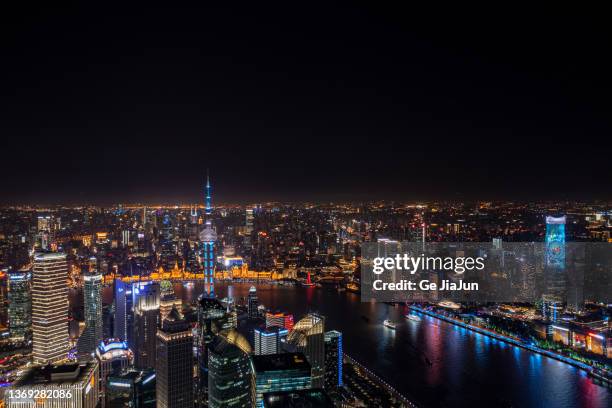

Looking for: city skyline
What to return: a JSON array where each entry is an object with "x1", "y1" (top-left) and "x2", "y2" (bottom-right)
[{"x1": 0, "y1": 3, "x2": 610, "y2": 408}]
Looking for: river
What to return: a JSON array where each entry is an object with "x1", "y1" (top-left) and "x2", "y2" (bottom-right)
[{"x1": 98, "y1": 281, "x2": 610, "y2": 407}]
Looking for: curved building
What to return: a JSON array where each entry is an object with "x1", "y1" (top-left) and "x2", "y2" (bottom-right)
[
  {"x1": 96, "y1": 338, "x2": 134, "y2": 406},
  {"x1": 207, "y1": 330, "x2": 255, "y2": 408},
  {"x1": 286, "y1": 314, "x2": 325, "y2": 388}
]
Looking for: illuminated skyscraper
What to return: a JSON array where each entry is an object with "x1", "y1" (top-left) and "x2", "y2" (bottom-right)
[
  {"x1": 199, "y1": 172, "x2": 217, "y2": 297},
  {"x1": 156, "y1": 307, "x2": 194, "y2": 408},
  {"x1": 78, "y1": 257, "x2": 103, "y2": 360},
  {"x1": 324, "y1": 330, "x2": 343, "y2": 389},
  {"x1": 159, "y1": 280, "x2": 182, "y2": 322},
  {"x1": 286, "y1": 314, "x2": 325, "y2": 388},
  {"x1": 543, "y1": 216, "x2": 566, "y2": 322},
  {"x1": 5, "y1": 361, "x2": 99, "y2": 408},
  {"x1": 7, "y1": 269, "x2": 31, "y2": 342},
  {"x1": 196, "y1": 296, "x2": 232, "y2": 406},
  {"x1": 252, "y1": 353, "x2": 312, "y2": 407},
  {"x1": 133, "y1": 282, "x2": 160, "y2": 369},
  {"x1": 244, "y1": 208, "x2": 254, "y2": 251},
  {"x1": 96, "y1": 338, "x2": 133, "y2": 406},
  {"x1": 207, "y1": 330, "x2": 255, "y2": 408},
  {"x1": 248, "y1": 286, "x2": 259, "y2": 319},
  {"x1": 32, "y1": 252, "x2": 69, "y2": 365},
  {"x1": 254, "y1": 326, "x2": 288, "y2": 355},
  {"x1": 113, "y1": 278, "x2": 134, "y2": 344},
  {"x1": 265, "y1": 312, "x2": 294, "y2": 331}
]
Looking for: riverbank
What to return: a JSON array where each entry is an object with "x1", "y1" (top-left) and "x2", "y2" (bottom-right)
[{"x1": 409, "y1": 306, "x2": 596, "y2": 373}]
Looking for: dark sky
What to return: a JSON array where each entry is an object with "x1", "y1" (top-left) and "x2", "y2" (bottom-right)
[{"x1": 1, "y1": 3, "x2": 611, "y2": 204}]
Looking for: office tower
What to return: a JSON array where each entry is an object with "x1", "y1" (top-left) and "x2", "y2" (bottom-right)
[
  {"x1": 244, "y1": 208, "x2": 254, "y2": 251},
  {"x1": 159, "y1": 280, "x2": 182, "y2": 322},
  {"x1": 248, "y1": 286, "x2": 259, "y2": 319},
  {"x1": 122, "y1": 229, "x2": 131, "y2": 248},
  {"x1": 286, "y1": 314, "x2": 325, "y2": 388},
  {"x1": 196, "y1": 296, "x2": 231, "y2": 407},
  {"x1": 7, "y1": 269, "x2": 31, "y2": 342},
  {"x1": 265, "y1": 312, "x2": 294, "y2": 331},
  {"x1": 113, "y1": 278, "x2": 134, "y2": 344},
  {"x1": 96, "y1": 339, "x2": 134, "y2": 406},
  {"x1": 199, "y1": 173, "x2": 217, "y2": 297},
  {"x1": 543, "y1": 215, "x2": 566, "y2": 323},
  {"x1": 133, "y1": 282, "x2": 160, "y2": 369},
  {"x1": 78, "y1": 257, "x2": 103, "y2": 360},
  {"x1": 207, "y1": 330, "x2": 255, "y2": 408},
  {"x1": 32, "y1": 252, "x2": 69, "y2": 365},
  {"x1": 254, "y1": 326, "x2": 288, "y2": 355},
  {"x1": 0, "y1": 268, "x2": 7, "y2": 327},
  {"x1": 262, "y1": 389, "x2": 334, "y2": 408},
  {"x1": 106, "y1": 369, "x2": 156, "y2": 408},
  {"x1": 252, "y1": 353, "x2": 312, "y2": 407},
  {"x1": 156, "y1": 307, "x2": 194, "y2": 408},
  {"x1": 324, "y1": 330, "x2": 343, "y2": 389},
  {"x1": 4, "y1": 361, "x2": 99, "y2": 408}
]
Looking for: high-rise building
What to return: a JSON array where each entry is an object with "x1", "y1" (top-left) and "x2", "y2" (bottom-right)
[
  {"x1": 160, "y1": 280, "x2": 182, "y2": 322},
  {"x1": 196, "y1": 297, "x2": 232, "y2": 407},
  {"x1": 7, "y1": 269, "x2": 31, "y2": 342},
  {"x1": 95, "y1": 339, "x2": 134, "y2": 406},
  {"x1": 324, "y1": 330, "x2": 343, "y2": 389},
  {"x1": 265, "y1": 312, "x2": 294, "y2": 331},
  {"x1": 4, "y1": 361, "x2": 99, "y2": 408},
  {"x1": 244, "y1": 208, "x2": 254, "y2": 251},
  {"x1": 156, "y1": 307, "x2": 194, "y2": 408},
  {"x1": 113, "y1": 278, "x2": 134, "y2": 344},
  {"x1": 106, "y1": 369, "x2": 156, "y2": 408},
  {"x1": 133, "y1": 282, "x2": 160, "y2": 369},
  {"x1": 78, "y1": 258, "x2": 103, "y2": 360},
  {"x1": 207, "y1": 330, "x2": 255, "y2": 408},
  {"x1": 543, "y1": 215, "x2": 566, "y2": 323},
  {"x1": 248, "y1": 286, "x2": 259, "y2": 319},
  {"x1": 32, "y1": 252, "x2": 69, "y2": 365},
  {"x1": 199, "y1": 173, "x2": 217, "y2": 297},
  {"x1": 286, "y1": 314, "x2": 325, "y2": 388},
  {"x1": 252, "y1": 353, "x2": 312, "y2": 408},
  {"x1": 254, "y1": 326, "x2": 288, "y2": 355}
]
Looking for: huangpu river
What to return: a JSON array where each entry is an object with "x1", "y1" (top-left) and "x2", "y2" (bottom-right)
[{"x1": 95, "y1": 281, "x2": 610, "y2": 408}]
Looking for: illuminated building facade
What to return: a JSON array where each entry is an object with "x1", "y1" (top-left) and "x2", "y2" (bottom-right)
[
  {"x1": 286, "y1": 314, "x2": 325, "y2": 388},
  {"x1": 324, "y1": 330, "x2": 343, "y2": 389},
  {"x1": 252, "y1": 353, "x2": 312, "y2": 408},
  {"x1": 106, "y1": 369, "x2": 156, "y2": 408},
  {"x1": 543, "y1": 216, "x2": 566, "y2": 323},
  {"x1": 248, "y1": 286, "x2": 259, "y2": 319},
  {"x1": 156, "y1": 307, "x2": 194, "y2": 408},
  {"x1": 265, "y1": 312, "x2": 294, "y2": 331},
  {"x1": 7, "y1": 269, "x2": 31, "y2": 342},
  {"x1": 113, "y1": 278, "x2": 133, "y2": 345},
  {"x1": 207, "y1": 330, "x2": 255, "y2": 408},
  {"x1": 95, "y1": 339, "x2": 133, "y2": 406},
  {"x1": 4, "y1": 361, "x2": 99, "y2": 408},
  {"x1": 32, "y1": 252, "x2": 69, "y2": 365},
  {"x1": 78, "y1": 258, "x2": 103, "y2": 360},
  {"x1": 196, "y1": 297, "x2": 231, "y2": 407},
  {"x1": 133, "y1": 282, "x2": 160, "y2": 369},
  {"x1": 254, "y1": 326, "x2": 288, "y2": 355}
]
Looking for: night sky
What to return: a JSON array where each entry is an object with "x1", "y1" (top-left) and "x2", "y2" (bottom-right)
[{"x1": 1, "y1": 3, "x2": 611, "y2": 204}]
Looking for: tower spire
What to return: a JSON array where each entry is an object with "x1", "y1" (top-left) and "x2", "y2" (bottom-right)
[{"x1": 205, "y1": 169, "x2": 212, "y2": 227}]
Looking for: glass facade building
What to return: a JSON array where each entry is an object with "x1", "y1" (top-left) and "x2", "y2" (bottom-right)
[{"x1": 252, "y1": 353, "x2": 312, "y2": 408}]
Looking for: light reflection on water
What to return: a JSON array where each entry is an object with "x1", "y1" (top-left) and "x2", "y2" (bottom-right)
[{"x1": 97, "y1": 281, "x2": 610, "y2": 408}]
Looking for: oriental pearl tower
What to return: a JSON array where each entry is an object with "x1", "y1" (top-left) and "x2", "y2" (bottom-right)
[{"x1": 199, "y1": 171, "x2": 217, "y2": 297}]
